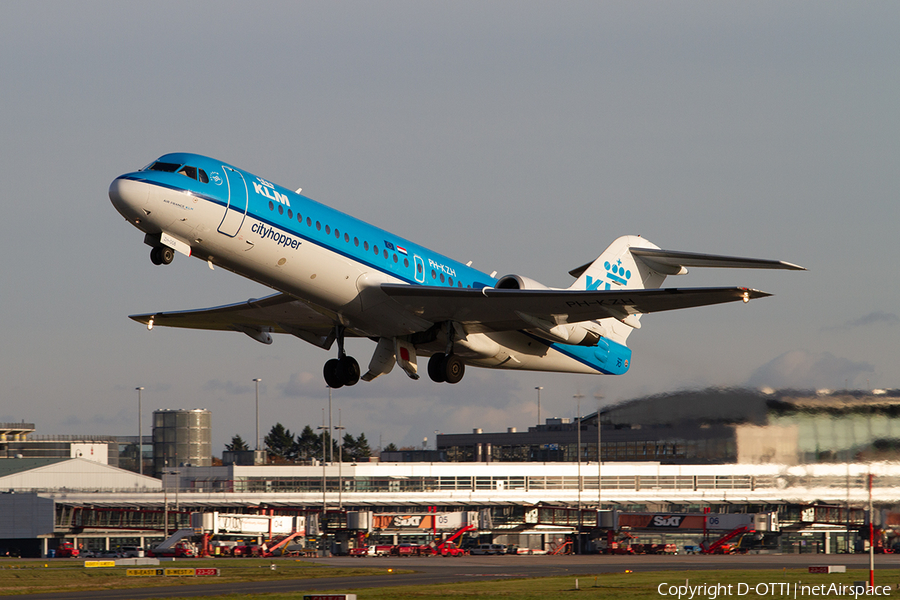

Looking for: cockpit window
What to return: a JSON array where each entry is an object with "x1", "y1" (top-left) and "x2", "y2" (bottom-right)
[
  {"x1": 198, "y1": 169, "x2": 209, "y2": 183},
  {"x1": 178, "y1": 165, "x2": 198, "y2": 180},
  {"x1": 146, "y1": 161, "x2": 181, "y2": 173}
]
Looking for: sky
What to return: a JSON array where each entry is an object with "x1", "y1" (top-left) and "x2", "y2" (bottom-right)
[{"x1": 2, "y1": 2, "x2": 899, "y2": 455}]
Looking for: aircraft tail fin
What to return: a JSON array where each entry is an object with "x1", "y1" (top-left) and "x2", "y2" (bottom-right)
[
  {"x1": 567, "y1": 235, "x2": 805, "y2": 343},
  {"x1": 567, "y1": 235, "x2": 667, "y2": 294},
  {"x1": 568, "y1": 235, "x2": 805, "y2": 292}
]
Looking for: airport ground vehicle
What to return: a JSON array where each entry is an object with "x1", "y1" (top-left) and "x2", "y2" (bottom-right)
[
  {"x1": 470, "y1": 543, "x2": 508, "y2": 555},
  {"x1": 701, "y1": 525, "x2": 753, "y2": 554},
  {"x1": 149, "y1": 540, "x2": 196, "y2": 558},
  {"x1": 55, "y1": 542, "x2": 79, "y2": 558}
]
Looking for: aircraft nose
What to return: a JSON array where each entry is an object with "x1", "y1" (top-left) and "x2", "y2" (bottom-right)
[{"x1": 109, "y1": 176, "x2": 149, "y2": 222}]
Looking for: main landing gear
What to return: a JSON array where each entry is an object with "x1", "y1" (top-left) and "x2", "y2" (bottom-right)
[
  {"x1": 427, "y1": 353, "x2": 465, "y2": 384},
  {"x1": 323, "y1": 326, "x2": 360, "y2": 389},
  {"x1": 324, "y1": 356, "x2": 360, "y2": 389},
  {"x1": 150, "y1": 246, "x2": 174, "y2": 265}
]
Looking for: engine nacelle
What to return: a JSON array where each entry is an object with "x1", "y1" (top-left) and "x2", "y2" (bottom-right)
[
  {"x1": 495, "y1": 274, "x2": 552, "y2": 290},
  {"x1": 496, "y1": 274, "x2": 604, "y2": 347}
]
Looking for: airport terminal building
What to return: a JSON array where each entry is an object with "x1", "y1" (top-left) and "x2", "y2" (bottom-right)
[{"x1": 1, "y1": 388, "x2": 899, "y2": 557}]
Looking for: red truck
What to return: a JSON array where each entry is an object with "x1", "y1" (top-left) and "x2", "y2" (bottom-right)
[
  {"x1": 55, "y1": 542, "x2": 80, "y2": 558},
  {"x1": 150, "y1": 541, "x2": 196, "y2": 558}
]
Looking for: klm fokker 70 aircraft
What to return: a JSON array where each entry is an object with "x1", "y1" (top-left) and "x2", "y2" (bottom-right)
[{"x1": 110, "y1": 153, "x2": 803, "y2": 388}]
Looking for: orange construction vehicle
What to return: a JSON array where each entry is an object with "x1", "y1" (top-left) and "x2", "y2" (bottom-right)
[
  {"x1": 432, "y1": 524, "x2": 476, "y2": 556},
  {"x1": 701, "y1": 525, "x2": 752, "y2": 554}
]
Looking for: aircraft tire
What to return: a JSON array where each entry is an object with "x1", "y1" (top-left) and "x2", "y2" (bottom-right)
[
  {"x1": 428, "y1": 353, "x2": 447, "y2": 383},
  {"x1": 159, "y1": 247, "x2": 175, "y2": 265},
  {"x1": 443, "y1": 354, "x2": 465, "y2": 384},
  {"x1": 324, "y1": 359, "x2": 344, "y2": 389},
  {"x1": 150, "y1": 247, "x2": 163, "y2": 265},
  {"x1": 339, "y1": 356, "x2": 360, "y2": 386}
]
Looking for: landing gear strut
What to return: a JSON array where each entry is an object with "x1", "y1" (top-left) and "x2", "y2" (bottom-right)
[
  {"x1": 427, "y1": 353, "x2": 465, "y2": 384},
  {"x1": 323, "y1": 325, "x2": 360, "y2": 389},
  {"x1": 150, "y1": 246, "x2": 174, "y2": 265}
]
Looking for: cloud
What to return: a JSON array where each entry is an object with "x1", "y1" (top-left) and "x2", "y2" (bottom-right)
[
  {"x1": 746, "y1": 350, "x2": 875, "y2": 390},
  {"x1": 279, "y1": 372, "x2": 320, "y2": 398},
  {"x1": 203, "y1": 379, "x2": 255, "y2": 396},
  {"x1": 62, "y1": 406, "x2": 135, "y2": 429},
  {"x1": 821, "y1": 311, "x2": 899, "y2": 332}
]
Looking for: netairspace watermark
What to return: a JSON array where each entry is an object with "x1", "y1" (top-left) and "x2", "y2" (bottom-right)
[{"x1": 658, "y1": 581, "x2": 893, "y2": 599}]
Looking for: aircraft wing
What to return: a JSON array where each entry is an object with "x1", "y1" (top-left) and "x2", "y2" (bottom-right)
[
  {"x1": 380, "y1": 285, "x2": 770, "y2": 333},
  {"x1": 128, "y1": 293, "x2": 345, "y2": 349}
]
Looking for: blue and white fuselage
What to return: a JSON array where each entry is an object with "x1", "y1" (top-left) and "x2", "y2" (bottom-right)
[{"x1": 110, "y1": 153, "x2": 802, "y2": 387}]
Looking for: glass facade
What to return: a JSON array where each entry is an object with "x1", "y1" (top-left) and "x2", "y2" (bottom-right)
[{"x1": 152, "y1": 409, "x2": 212, "y2": 475}]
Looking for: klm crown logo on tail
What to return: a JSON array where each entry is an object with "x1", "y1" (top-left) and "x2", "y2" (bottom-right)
[{"x1": 585, "y1": 260, "x2": 632, "y2": 291}]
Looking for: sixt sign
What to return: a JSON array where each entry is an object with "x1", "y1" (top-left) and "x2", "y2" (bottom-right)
[{"x1": 650, "y1": 515, "x2": 685, "y2": 528}]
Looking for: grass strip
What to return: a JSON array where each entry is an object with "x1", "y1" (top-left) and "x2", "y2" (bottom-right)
[
  {"x1": 0, "y1": 559, "x2": 406, "y2": 595},
  {"x1": 140, "y1": 568, "x2": 900, "y2": 600}
]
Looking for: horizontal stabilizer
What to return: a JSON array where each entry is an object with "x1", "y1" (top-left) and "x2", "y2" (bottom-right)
[
  {"x1": 569, "y1": 243, "x2": 805, "y2": 279},
  {"x1": 630, "y1": 247, "x2": 806, "y2": 275}
]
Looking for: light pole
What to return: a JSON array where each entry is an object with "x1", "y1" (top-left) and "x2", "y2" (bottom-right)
[
  {"x1": 135, "y1": 387, "x2": 144, "y2": 476},
  {"x1": 328, "y1": 387, "x2": 333, "y2": 463},
  {"x1": 253, "y1": 378, "x2": 262, "y2": 451},
  {"x1": 535, "y1": 386, "x2": 543, "y2": 426},
  {"x1": 335, "y1": 409, "x2": 345, "y2": 511},
  {"x1": 318, "y1": 413, "x2": 328, "y2": 516},
  {"x1": 574, "y1": 392, "x2": 583, "y2": 555},
  {"x1": 574, "y1": 393, "x2": 583, "y2": 511},
  {"x1": 595, "y1": 393, "x2": 603, "y2": 511}
]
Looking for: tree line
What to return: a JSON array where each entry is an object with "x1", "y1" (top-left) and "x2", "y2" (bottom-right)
[{"x1": 225, "y1": 423, "x2": 372, "y2": 463}]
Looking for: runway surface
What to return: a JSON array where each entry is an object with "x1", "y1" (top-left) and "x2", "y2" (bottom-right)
[{"x1": 6, "y1": 554, "x2": 898, "y2": 600}]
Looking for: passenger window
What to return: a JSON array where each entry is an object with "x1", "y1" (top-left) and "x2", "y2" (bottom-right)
[
  {"x1": 278, "y1": 205, "x2": 284, "y2": 215},
  {"x1": 198, "y1": 169, "x2": 209, "y2": 183},
  {"x1": 178, "y1": 165, "x2": 198, "y2": 180}
]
